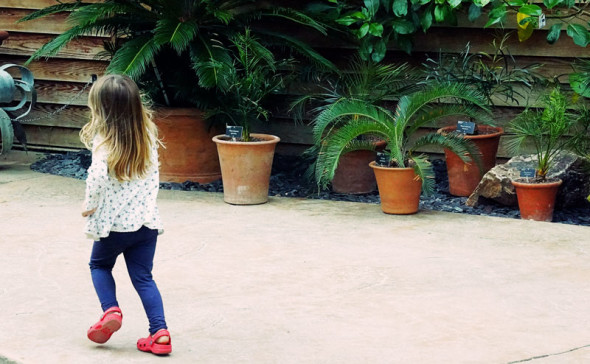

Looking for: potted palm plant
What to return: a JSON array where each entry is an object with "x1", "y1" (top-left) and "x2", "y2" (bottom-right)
[
  {"x1": 291, "y1": 57, "x2": 420, "y2": 194},
  {"x1": 424, "y1": 35, "x2": 544, "y2": 196},
  {"x1": 312, "y1": 83, "x2": 492, "y2": 214},
  {"x1": 20, "y1": 0, "x2": 334, "y2": 183},
  {"x1": 507, "y1": 87, "x2": 582, "y2": 222},
  {"x1": 210, "y1": 30, "x2": 290, "y2": 205}
]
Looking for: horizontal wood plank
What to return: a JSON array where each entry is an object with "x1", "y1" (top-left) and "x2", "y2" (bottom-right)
[
  {"x1": 0, "y1": 55, "x2": 107, "y2": 82},
  {"x1": 1, "y1": 0, "x2": 102, "y2": 10},
  {"x1": 15, "y1": 104, "x2": 89, "y2": 128},
  {"x1": 0, "y1": 8, "x2": 69, "y2": 35},
  {"x1": 12, "y1": 80, "x2": 90, "y2": 106},
  {"x1": 21, "y1": 125, "x2": 85, "y2": 149},
  {"x1": 0, "y1": 32, "x2": 106, "y2": 60}
]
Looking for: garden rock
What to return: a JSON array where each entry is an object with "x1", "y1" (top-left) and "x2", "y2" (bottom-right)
[{"x1": 466, "y1": 152, "x2": 590, "y2": 208}]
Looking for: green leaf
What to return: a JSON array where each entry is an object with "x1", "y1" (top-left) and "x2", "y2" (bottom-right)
[
  {"x1": 358, "y1": 23, "x2": 370, "y2": 38},
  {"x1": 447, "y1": 0, "x2": 461, "y2": 8},
  {"x1": 484, "y1": 4, "x2": 507, "y2": 27},
  {"x1": 570, "y1": 72, "x2": 590, "y2": 97},
  {"x1": 381, "y1": 0, "x2": 393, "y2": 11},
  {"x1": 434, "y1": 4, "x2": 447, "y2": 22},
  {"x1": 547, "y1": 23, "x2": 562, "y2": 44},
  {"x1": 468, "y1": 3, "x2": 482, "y2": 22},
  {"x1": 364, "y1": 0, "x2": 380, "y2": 16},
  {"x1": 518, "y1": 4, "x2": 542, "y2": 16},
  {"x1": 567, "y1": 24, "x2": 590, "y2": 46},
  {"x1": 393, "y1": 0, "x2": 408, "y2": 16},
  {"x1": 154, "y1": 19, "x2": 197, "y2": 54},
  {"x1": 107, "y1": 36, "x2": 162, "y2": 80},
  {"x1": 473, "y1": 0, "x2": 490, "y2": 6},
  {"x1": 372, "y1": 39, "x2": 387, "y2": 62},
  {"x1": 369, "y1": 22, "x2": 385, "y2": 36},
  {"x1": 564, "y1": 0, "x2": 575, "y2": 7},
  {"x1": 543, "y1": 0, "x2": 561, "y2": 9},
  {"x1": 391, "y1": 19, "x2": 416, "y2": 34},
  {"x1": 359, "y1": 38, "x2": 373, "y2": 60},
  {"x1": 420, "y1": 9, "x2": 433, "y2": 31},
  {"x1": 396, "y1": 35, "x2": 413, "y2": 54},
  {"x1": 335, "y1": 16, "x2": 357, "y2": 26},
  {"x1": 507, "y1": 0, "x2": 525, "y2": 6}
]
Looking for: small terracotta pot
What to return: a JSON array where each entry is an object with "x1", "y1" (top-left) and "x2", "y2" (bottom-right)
[
  {"x1": 369, "y1": 161, "x2": 422, "y2": 214},
  {"x1": 511, "y1": 179, "x2": 562, "y2": 222},
  {"x1": 155, "y1": 108, "x2": 222, "y2": 183},
  {"x1": 213, "y1": 133, "x2": 280, "y2": 205},
  {"x1": 332, "y1": 140, "x2": 386, "y2": 194},
  {"x1": 438, "y1": 125, "x2": 503, "y2": 197}
]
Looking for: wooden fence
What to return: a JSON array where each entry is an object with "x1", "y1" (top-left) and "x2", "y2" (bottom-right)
[{"x1": 0, "y1": 1, "x2": 586, "y2": 157}]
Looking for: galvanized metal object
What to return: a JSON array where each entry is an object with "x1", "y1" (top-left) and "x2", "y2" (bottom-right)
[{"x1": 0, "y1": 64, "x2": 36, "y2": 155}]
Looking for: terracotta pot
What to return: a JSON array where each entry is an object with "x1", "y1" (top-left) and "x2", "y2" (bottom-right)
[
  {"x1": 438, "y1": 125, "x2": 503, "y2": 197},
  {"x1": 155, "y1": 108, "x2": 222, "y2": 183},
  {"x1": 332, "y1": 140, "x2": 386, "y2": 194},
  {"x1": 511, "y1": 179, "x2": 562, "y2": 222},
  {"x1": 369, "y1": 161, "x2": 422, "y2": 214},
  {"x1": 213, "y1": 133, "x2": 280, "y2": 205}
]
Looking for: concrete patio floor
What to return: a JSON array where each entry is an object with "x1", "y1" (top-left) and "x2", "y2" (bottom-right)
[{"x1": 1, "y1": 152, "x2": 590, "y2": 364}]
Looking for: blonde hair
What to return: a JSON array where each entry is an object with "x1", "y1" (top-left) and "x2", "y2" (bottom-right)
[{"x1": 81, "y1": 74, "x2": 159, "y2": 182}]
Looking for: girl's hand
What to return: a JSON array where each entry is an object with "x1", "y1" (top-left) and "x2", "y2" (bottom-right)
[{"x1": 82, "y1": 208, "x2": 97, "y2": 217}]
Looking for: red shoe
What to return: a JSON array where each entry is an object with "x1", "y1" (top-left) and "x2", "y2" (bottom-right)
[
  {"x1": 87, "y1": 306, "x2": 123, "y2": 344},
  {"x1": 137, "y1": 329, "x2": 172, "y2": 355}
]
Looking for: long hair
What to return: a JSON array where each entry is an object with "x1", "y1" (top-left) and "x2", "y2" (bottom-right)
[{"x1": 80, "y1": 74, "x2": 159, "y2": 182}]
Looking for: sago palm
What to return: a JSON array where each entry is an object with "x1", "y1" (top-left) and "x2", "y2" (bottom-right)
[
  {"x1": 507, "y1": 87, "x2": 582, "y2": 181},
  {"x1": 20, "y1": 0, "x2": 335, "y2": 91},
  {"x1": 312, "y1": 83, "x2": 493, "y2": 194}
]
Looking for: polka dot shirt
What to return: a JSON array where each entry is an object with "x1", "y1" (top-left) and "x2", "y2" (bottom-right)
[{"x1": 83, "y1": 137, "x2": 164, "y2": 240}]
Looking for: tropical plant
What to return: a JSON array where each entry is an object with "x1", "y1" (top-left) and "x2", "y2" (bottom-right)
[
  {"x1": 422, "y1": 34, "x2": 545, "y2": 108},
  {"x1": 478, "y1": 0, "x2": 590, "y2": 47},
  {"x1": 205, "y1": 30, "x2": 291, "y2": 142},
  {"x1": 20, "y1": 0, "x2": 335, "y2": 107},
  {"x1": 308, "y1": 0, "x2": 469, "y2": 62},
  {"x1": 506, "y1": 87, "x2": 583, "y2": 181},
  {"x1": 311, "y1": 82, "x2": 493, "y2": 193},
  {"x1": 290, "y1": 56, "x2": 421, "y2": 121}
]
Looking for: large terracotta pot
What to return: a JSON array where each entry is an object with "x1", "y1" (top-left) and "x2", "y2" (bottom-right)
[
  {"x1": 369, "y1": 161, "x2": 422, "y2": 214},
  {"x1": 332, "y1": 140, "x2": 386, "y2": 194},
  {"x1": 155, "y1": 108, "x2": 222, "y2": 183},
  {"x1": 438, "y1": 125, "x2": 503, "y2": 197},
  {"x1": 213, "y1": 133, "x2": 280, "y2": 205},
  {"x1": 511, "y1": 179, "x2": 562, "y2": 222}
]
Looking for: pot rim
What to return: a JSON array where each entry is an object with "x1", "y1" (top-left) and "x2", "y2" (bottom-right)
[
  {"x1": 212, "y1": 133, "x2": 280, "y2": 145},
  {"x1": 511, "y1": 178, "x2": 563, "y2": 188},
  {"x1": 368, "y1": 161, "x2": 416, "y2": 172},
  {"x1": 437, "y1": 125, "x2": 504, "y2": 140}
]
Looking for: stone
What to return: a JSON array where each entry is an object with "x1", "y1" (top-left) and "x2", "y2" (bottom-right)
[{"x1": 466, "y1": 152, "x2": 590, "y2": 208}]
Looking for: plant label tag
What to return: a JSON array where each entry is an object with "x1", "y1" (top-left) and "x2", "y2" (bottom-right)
[
  {"x1": 376, "y1": 152, "x2": 390, "y2": 167},
  {"x1": 520, "y1": 168, "x2": 536, "y2": 178},
  {"x1": 457, "y1": 120, "x2": 476, "y2": 135},
  {"x1": 226, "y1": 125, "x2": 243, "y2": 140},
  {"x1": 538, "y1": 13, "x2": 546, "y2": 29}
]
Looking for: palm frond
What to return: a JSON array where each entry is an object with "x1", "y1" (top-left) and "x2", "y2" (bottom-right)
[
  {"x1": 256, "y1": 30, "x2": 336, "y2": 71},
  {"x1": 408, "y1": 154, "x2": 435, "y2": 195},
  {"x1": 266, "y1": 8, "x2": 327, "y2": 35},
  {"x1": 18, "y1": 2, "x2": 83, "y2": 22},
  {"x1": 316, "y1": 120, "x2": 391, "y2": 189},
  {"x1": 154, "y1": 19, "x2": 198, "y2": 54},
  {"x1": 406, "y1": 103, "x2": 494, "y2": 137},
  {"x1": 190, "y1": 36, "x2": 233, "y2": 89},
  {"x1": 411, "y1": 132, "x2": 482, "y2": 172},
  {"x1": 25, "y1": 25, "x2": 87, "y2": 64},
  {"x1": 107, "y1": 35, "x2": 162, "y2": 79},
  {"x1": 312, "y1": 100, "x2": 394, "y2": 144}
]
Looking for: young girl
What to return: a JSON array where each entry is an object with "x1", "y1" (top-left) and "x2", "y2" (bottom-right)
[{"x1": 81, "y1": 74, "x2": 171, "y2": 355}]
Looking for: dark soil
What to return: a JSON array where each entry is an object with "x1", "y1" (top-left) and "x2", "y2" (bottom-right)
[{"x1": 30, "y1": 150, "x2": 590, "y2": 226}]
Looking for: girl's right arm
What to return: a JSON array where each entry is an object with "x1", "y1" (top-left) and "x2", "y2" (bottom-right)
[{"x1": 83, "y1": 143, "x2": 108, "y2": 213}]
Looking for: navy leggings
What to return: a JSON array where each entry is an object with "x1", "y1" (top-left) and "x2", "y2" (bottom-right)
[{"x1": 89, "y1": 226, "x2": 167, "y2": 335}]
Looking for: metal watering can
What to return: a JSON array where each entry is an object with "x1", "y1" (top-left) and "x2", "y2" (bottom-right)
[{"x1": 0, "y1": 64, "x2": 36, "y2": 155}]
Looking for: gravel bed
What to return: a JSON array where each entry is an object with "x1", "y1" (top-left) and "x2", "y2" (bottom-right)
[{"x1": 31, "y1": 150, "x2": 590, "y2": 226}]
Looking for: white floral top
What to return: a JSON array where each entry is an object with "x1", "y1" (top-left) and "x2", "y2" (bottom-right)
[{"x1": 83, "y1": 136, "x2": 164, "y2": 240}]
